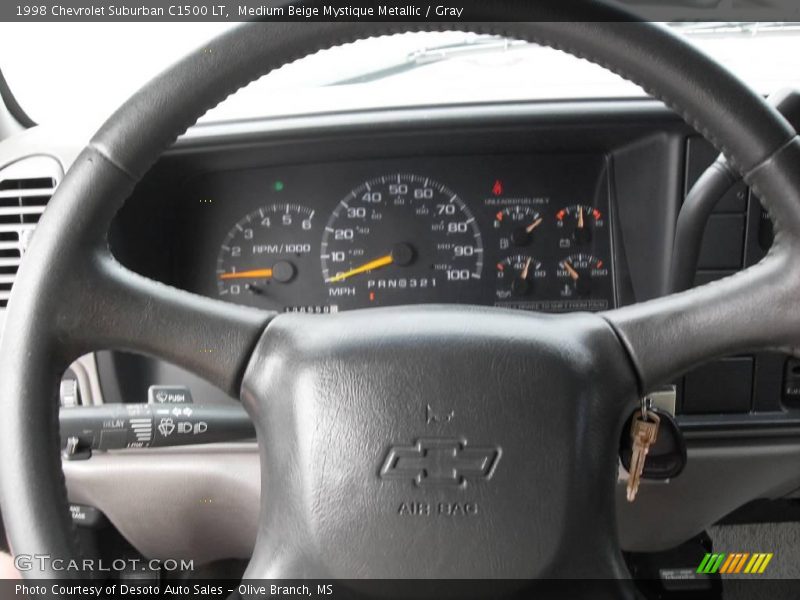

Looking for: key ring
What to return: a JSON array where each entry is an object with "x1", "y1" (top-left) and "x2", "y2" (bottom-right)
[{"x1": 640, "y1": 395, "x2": 653, "y2": 421}]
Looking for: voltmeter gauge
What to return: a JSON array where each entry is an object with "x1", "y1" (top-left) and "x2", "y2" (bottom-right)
[
  {"x1": 555, "y1": 204, "x2": 604, "y2": 247},
  {"x1": 556, "y1": 253, "x2": 608, "y2": 297},
  {"x1": 493, "y1": 206, "x2": 543, "y2": 249},
  {"x1": 495, "y1": 255, "x2": 546, "y2": 300}
]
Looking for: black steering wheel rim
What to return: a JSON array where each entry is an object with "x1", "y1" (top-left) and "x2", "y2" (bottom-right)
[{"x1": 2, "y1": 3, "x2": 800, "y2": 583}]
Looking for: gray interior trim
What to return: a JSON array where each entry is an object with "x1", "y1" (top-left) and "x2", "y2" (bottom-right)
[
  {"x1": 64, "y1": 444, "x2": 259, "y2": 564},
  {"x1": 0, "y1": 100, "x2": 24, "y2": 141},
  {"x1": 70, "y1": 354, "x2": 104, "y2": 406},
  {"x1": 62, "y1": 441, "x2": 800, "y2": 563},
  {"x1": 618, "y1": 440, "x2": 800, "y2": 552},
  {"x1": 0, "y1": 126, "x2": 83, "y2": 174}
]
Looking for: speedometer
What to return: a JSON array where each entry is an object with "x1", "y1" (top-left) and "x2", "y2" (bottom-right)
[{"x1": 320, "y1": 174, "x2": 483, "y2": 309}]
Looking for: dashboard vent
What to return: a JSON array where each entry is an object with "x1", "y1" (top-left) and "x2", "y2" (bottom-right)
[{"x1": 0, "y1": 156, "x2": 62, "y2": 308}]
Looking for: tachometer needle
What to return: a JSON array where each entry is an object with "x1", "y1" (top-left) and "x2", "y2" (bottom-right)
[
  {"x1": 327, "y1": 254, "x2": 393, "y2": 283},
  {"x1": 562, "y1": 261, "x2": 580, "y2": 281},
  {"x1": 219, "y1": 268, "x2": 273, "y2": 280}
]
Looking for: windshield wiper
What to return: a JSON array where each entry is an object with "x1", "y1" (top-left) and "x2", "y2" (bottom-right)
[
  {"x1": 326, "y1": 36, "x2": 529, "y2": 86},
  {"x1": 325, "y1": 22, "x2": 800, "y2": 87},
  {"x1": 668, "y1": 21, "x2": 800, "y2": 35}
]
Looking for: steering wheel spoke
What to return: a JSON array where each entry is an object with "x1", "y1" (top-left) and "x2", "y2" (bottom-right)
[
  {"x1": 603, "y1": 254, "x2": 788, "y2": 391},
  {"x1": 70, "y1": 251, "x2": 272, "y2": 398}
]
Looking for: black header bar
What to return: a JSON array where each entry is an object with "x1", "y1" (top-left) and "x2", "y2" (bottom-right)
[{"x1": 3, "y1": 0, "x2": 800, "y2": 23}]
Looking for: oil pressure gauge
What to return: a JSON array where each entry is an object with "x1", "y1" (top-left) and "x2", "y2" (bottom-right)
[{"x1": 496, "y1": 254, "x2": 546, "y2": 300}]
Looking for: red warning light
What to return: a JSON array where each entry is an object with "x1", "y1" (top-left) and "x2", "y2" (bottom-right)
[{"x1": 492, "y1": 180, "x2": 504, "y2": 196}]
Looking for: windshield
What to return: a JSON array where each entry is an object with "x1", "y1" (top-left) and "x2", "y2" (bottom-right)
[{"x1": 1, "y1": 22, "x2": 799, "y2": 127}]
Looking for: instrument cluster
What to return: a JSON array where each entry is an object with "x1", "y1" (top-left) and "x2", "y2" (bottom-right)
[{"x1": 198, "y1": 154, "x2": 615, "y2": 313}]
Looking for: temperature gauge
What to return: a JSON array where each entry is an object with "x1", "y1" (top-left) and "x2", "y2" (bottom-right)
[
  {"x1": 496, "y1": 255, "x2": 546, "y2": 300},
  {"x1": 556, "y1": 253, "x2": 608, "y2": 297},
  {"x1": 555, "y1": 204, "x2": 604, "y2": 247},
  {"x1": 493, "y1": 206, "x2": 543, "y2": 250}
]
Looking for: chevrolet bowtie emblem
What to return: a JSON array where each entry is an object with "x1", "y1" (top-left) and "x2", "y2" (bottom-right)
[{"x1": 379, "y1": 438, "x2": 501, "y2": 487}]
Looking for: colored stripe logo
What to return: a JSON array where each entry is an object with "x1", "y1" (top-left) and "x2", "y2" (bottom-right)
[{"x1": 697, "y1": 552, "x2": 773, "y2": 574}]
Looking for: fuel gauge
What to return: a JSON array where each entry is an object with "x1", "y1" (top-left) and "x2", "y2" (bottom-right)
[
  {"x1": 493, "y1": 206, "x2": 543, "y2": 250},
  {"x1": 496, "y1": 255, "x2": 546, "y2": 300}
]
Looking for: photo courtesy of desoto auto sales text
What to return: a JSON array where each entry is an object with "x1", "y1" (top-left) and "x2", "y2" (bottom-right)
[{"x1": 0, "y1": 0, "x2": 799, "y2": 598}]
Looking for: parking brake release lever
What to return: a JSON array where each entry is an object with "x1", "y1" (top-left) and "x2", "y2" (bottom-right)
[{"x1": 60, "y1": 403, "x2": 255, "y2": 459}]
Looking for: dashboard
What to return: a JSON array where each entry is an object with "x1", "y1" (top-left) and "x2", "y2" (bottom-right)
[
  {"x1": 188, "y1": 155, "x2": 615, "y2": 314},
  {"x1": 107, "y1": 103, "x2": 793, "y2": 434}
]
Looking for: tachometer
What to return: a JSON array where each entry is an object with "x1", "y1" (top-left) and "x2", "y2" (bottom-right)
[
  {"x1": 320, "y1": 174, "x2": 483, "y2": 309},
  {"x1": 216, "y1": 203, "x2": 317, "y2": 309}
]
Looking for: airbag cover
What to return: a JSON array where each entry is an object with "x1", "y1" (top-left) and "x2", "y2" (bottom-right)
[{"x1": 241, "y1": 306, "x2": 637, "y2": 579}]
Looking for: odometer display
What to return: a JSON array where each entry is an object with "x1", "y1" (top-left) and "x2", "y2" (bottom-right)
[{"x1": 321, "y1": 174, "x2": 483, "y2": 309}]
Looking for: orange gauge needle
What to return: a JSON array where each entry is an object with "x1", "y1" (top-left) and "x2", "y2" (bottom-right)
[
  {"x1": 562, "y1": 261, "x2": 580, "y2": 281},
  {"x1": 525, "y1": 217, "x2": 543, "y2": 234},
  {"x1": 219, "y1": 268, "x2": 273, "y2": 280},
  {"x1": 577, "y1": 206, "x2": 585, "y2": 229},
  {"x1": 520, "y1": 257, "x2": 533, "y2": 280},
  {"x1": 327, "y1": 254, "x2": 393, "y2": 283}
]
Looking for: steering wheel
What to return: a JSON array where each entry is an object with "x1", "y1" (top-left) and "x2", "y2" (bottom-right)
[{"x1": 2, "y1": 3, "x2": 800, "y2": 591}]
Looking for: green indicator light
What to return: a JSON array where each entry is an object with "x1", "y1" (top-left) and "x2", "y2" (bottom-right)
[{"x1": 273, "y1": 180, "x2": 284, "y2": 192}]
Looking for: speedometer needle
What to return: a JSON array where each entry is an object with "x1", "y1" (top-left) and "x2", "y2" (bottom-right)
[
  {"x1": 219, "y1": 268, "x2": 273, "y2": 280},
  {"x1": 327, "y1": 254, "x2": 393, "y2": 283}
]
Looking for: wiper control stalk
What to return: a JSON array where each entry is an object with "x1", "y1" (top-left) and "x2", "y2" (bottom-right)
[{"x1": 60, "y1": 403, "x2": 254, "y2": 459}]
